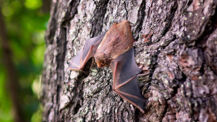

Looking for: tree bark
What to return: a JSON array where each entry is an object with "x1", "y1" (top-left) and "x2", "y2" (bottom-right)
[{"x1": 42, "y1": 0, "x2": 217, "y2": 121}]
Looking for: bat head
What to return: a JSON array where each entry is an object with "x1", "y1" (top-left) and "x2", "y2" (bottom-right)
[{"x1": 94, "y1": 53, "x2": 111, "y2": 68}]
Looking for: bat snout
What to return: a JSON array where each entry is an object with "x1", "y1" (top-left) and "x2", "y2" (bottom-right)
[
  {"x1": 95, "y1": 57, "x2": 110, "y2": 68},
  {"x1": 96, "y1": 61, "x2": 104, "y2": 68}
]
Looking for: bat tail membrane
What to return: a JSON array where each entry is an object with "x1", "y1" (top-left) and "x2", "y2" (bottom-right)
[
  {"x1": 111, "y1": 48, "x2": 145, "y2": 113},
  {"x1": 68, "y1": 33, "x2": 105, "y2": 71}
]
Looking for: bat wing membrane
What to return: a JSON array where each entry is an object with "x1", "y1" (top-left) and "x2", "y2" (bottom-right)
[
  {"x1": 69, "y1": 33, "x2": 105, "y2": 71},
  {"x1": 111, "y1": 48, "x2": 145, "y2": 113},
  {"x1": 69, "y1": 32, "x2": 145, "y2": 112}
]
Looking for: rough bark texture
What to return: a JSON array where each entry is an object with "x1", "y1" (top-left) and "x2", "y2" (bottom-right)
[{"x1": 42, "y1": 0, "x2": 217, "y2": 121}]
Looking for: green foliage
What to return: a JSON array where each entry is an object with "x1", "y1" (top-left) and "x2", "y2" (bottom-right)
[
  {"x1": 25, "y1": 0, "x2": 42, "y2": 9},
  {"x1": 0, "y1": 69, "x2": 13, "y2": 122},
  {"x1": 0, "y1": 0, "x2": 49, "y2": 121}
]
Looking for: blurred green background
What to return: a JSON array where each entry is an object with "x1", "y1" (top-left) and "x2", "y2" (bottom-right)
[{"x1": 0, "y1": 0, "x2": 50, "y2": 121}]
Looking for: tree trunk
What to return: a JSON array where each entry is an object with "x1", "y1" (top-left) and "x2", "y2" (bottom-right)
[
  {"x1": 0, "y1": 7, "x2": 25, "y2": 122},
  {"x1": 42, "y1": 0, "x2": 217, "y2": 121}
]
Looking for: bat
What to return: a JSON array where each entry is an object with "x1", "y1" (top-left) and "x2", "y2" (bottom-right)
[
  {"x1": 69, "y1": 20, "x2": 145, "y2": 113},
  {"x1": 110, "y1": 48, "x2": 145, "y2": 113},
  {"x1": 69, "y1": 33, "x2": 105, "y2": 71}
]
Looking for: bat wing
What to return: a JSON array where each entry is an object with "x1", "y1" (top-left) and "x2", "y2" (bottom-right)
[
  {"x1": 111, "y1": 48, "x2": 145, "y2": 113},
  {"x1": 69, "y1": 33, "x2": 105, "y2": 71}
]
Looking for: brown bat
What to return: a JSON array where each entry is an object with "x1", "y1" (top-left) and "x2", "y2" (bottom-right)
[{"x1": 69, "y1": 20, "x2": 145, "y2": 113}]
